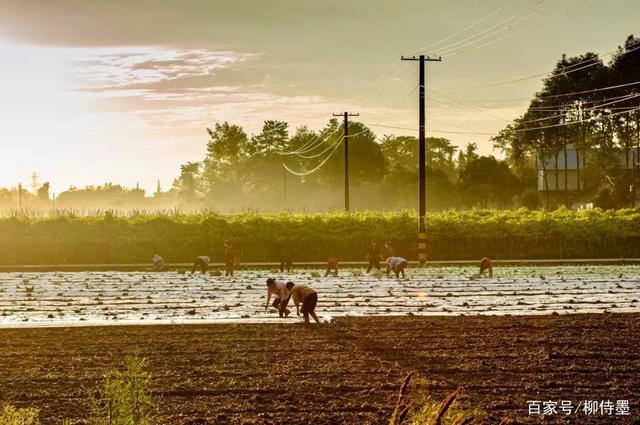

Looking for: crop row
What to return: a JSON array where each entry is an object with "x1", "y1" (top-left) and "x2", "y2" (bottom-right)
[{"x1": 0, "y1": 208, "x2": 639, "y2": 264}]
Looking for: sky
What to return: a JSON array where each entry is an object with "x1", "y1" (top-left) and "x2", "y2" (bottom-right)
[{"x1": 0, "y1": 0, "x2": 638, "y2": 195}]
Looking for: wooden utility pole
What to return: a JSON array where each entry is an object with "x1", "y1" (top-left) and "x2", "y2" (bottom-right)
[
  {"x1": 333, "y1": 112, "x2": 359, "y2": 212},
  {"x1": 31, "y1": 172, "x2": 39, "y2": 194},
  {"x1": 401, "y1": 54, "x2": 441, "y2": 265}
]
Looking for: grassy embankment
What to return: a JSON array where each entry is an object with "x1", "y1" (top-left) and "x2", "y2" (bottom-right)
[{"x1": 0, "y1": 208, "x2": 639, "y2": 265}]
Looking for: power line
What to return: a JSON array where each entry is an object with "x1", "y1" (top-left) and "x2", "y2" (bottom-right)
[
  {"x1": 527, "y1": 92, "x2": 640, "y2": 110},
  {"x1": 366, "y1": 104, "x2": 640, "y2": 136},
  {"x1": 406, "y1": 0, "x2": 519, "y2": 55},
  {"x1": 363, "y1": 122, "x2": 495, "y2": 136},
  {"x1": 429, "y1": 88, "x2": 511, "y2": 122},
  {"x1": 512, "y1": 92, "x2": 640, "y2": 125},
  {"x1": 279, "y1": 130, "x2": 339, "y2": 156},
  {"x1": 282, "y1": 140, "x2": 343, "y2": 177},
  {"x1": 514, "y1": 104, "x2": 640, "y2": 132},
  {"x1": 281, "y1": 127, "x2": 369, "y2": 176},
  {"x1": 537, "y1": 79, "x2": 640, "y2": 99},
  {"x1": 437, "y1": 39, "x2": 640, "y2": 91},
  {"x1": 294, "y1": 134, "x2": 345, "y2": 159},
  {"x1": 436, "y1": 0, "x2": 561, "y2": 55},
  {"x1": 430, "y1": 84, "x2": 640, "y2": 109},
  {"x1": 443, "y1": 0, "x2": 584, "y2": 57}
]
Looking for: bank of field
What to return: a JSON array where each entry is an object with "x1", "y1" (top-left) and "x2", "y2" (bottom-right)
[{"x1": 1, "y1": 208, "x2": 640, "y2": 265}]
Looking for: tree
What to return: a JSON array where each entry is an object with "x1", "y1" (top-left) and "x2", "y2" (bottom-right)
[
  {"x1": 609, "y1": 35, "x2": 640, "y2": 207},
  {"x1": 520, "y1": 188, "x2": 541, "y2": 210},
  {"x1": 201, "y1": 122, "x2": 249, "y2": 208},
  {"x1": 37, "y1": 182, "x2": 50, "y2": 201},
  {"x1": 457, "y1": 156, "x2": 520, "y2": 208},
  {"x1": 456, "y1": 142, "x2": 479, "y2": 172},
  {"x1": 594, "y1": 185, "x2": 615, "y2": 210},
  {"x1": 174, "y1": 162, "x2": 201, "y2": 206},
  {"x1": 379, "y1": 135, "x2": 459, "y2": 210},
  {"x1": 382, "y1": 135, "x2": 458, "y2": 176},
  {"x1": 248, "y1": 120, "x2": 289, "y2": 157},
  {"x1": 320, "y1": 121, "x2": 385, "y2": 187}
]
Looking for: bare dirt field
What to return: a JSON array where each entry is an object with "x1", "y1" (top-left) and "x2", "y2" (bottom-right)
[{"x1": 1, "y1": 313, "x2": 638, "y2": 424}]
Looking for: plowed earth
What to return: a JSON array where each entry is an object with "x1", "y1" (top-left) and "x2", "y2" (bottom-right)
[{"x1": 1, "y1": 314, "x2": 638, "y2": 424}]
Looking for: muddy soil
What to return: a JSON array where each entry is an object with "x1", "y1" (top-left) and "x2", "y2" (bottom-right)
[{"x1": 0, "y1": 314, "x2": 638, "y2": 424}]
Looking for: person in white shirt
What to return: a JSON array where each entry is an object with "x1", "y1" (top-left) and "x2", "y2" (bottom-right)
[
  {"x1": 265, "y1": 278, "x2": 291, "y2": 318},
  {"x1": 386, "y1": 256, "x2": 408, "y2": 279},
  {"x1": 192, "y1": 255, "x2": 211, "y2": 274}
]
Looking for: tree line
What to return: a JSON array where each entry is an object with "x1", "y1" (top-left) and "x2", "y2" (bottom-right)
[
  {"x1": 3, "y1": 35, "x2": 638, "y2": 213},
  {"x1": 172, "y1": 118, "x2": 525, "y2": 212}
]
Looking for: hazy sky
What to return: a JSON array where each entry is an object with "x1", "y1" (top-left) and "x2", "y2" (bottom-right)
[{"x1": 0, "y1": 0, "x2": 638, "y2": 194}]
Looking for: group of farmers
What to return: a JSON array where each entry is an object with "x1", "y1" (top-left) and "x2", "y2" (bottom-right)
[
  {"x1": 153, "y1": 239, "x2": 411, "y2": 279},
  {"x1": 151, "y1": 239, "x2": 494, "y2": 326},
  {"x1": 265, "y1": 278, "x2": 319, "y2": 325}
]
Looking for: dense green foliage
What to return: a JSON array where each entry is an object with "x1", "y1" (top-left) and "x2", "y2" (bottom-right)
[
  {"x1": 494, "y1": 34, "x2": 640, "y2": 208},
  {"x1": 1, "y1": 209, "x2": 640, "y2": 265}
]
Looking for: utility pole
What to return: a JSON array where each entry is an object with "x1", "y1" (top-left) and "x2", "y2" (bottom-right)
[
  {"x1": 333, "y1": 112, "x2": 359, "y2": 212},
  {"x1": 18, "y1": 183, "x2": 22, "y2": 211},
  {"x1": 401, "y1": 54, "x2": 441, "y2": 265},
  {"x1": 31, "y1": 172, "x2": 39, "y2": 194}
]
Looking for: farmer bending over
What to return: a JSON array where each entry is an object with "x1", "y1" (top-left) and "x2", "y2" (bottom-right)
[
  {"x1": 286, "y1": 281, "x2": 319, "y2": 325},
  {"x1": 280, "y1": 253, "x2": 293, "y2": 273},
  {"x1": 152, "y1": 254, "x2": 166, "y2": 271},
  {"x1": 325, "y1": 257, "x2": 339, "y2": 277},
  {"x1": 479, "y1": 257, "x2": 493, "y2": 278},
  {"x1": 192, "y1": 255, "x2": 210, "y2": 274},
  {"x1": 386, "y1": 256, "x2": 408, "y2": 279},
  {"x1": 224, "y1": 240, "x2": 235, "y2": 276},
  {"x1": 366, "y1": 240, "x2": 383, "y2": 273},
  {"x1": 265, "y1": 278, "x2": 291, "y2": 318}
]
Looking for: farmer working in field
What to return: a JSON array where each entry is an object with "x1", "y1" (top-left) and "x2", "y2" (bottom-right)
[
  {"x1": 224, "y1": 240, "x2": 235, "y2": 276},
  {"x1": 265, "y1": 278, "x2": 291, "y2": 318},
  {"x1": 479, "y1": 257, "x2": 493, "y2": 278},
  {"x1": 152, "y1": 254, "x2": 166, "y2": 271},
  {"x1": 325, "y1": 257, "x2": 339, "y2": 277},
  {"x1": 386, "y1": 256, "x2": 408, "y2": 279},
  {"x1": 286, "y1": 281, "x2": 319, "y2": 325},
  {"x1": 279, "y1": 253, "x2": 293, "y2": 273},
  {"x1": 366, "y1": 240, "x2": 383, "y2": 273},
  {"x1": 192, "y1": 255, "x2": 210, "y2": 274}
]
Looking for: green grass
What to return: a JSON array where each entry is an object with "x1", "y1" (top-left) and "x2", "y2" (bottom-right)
[
  {"x1": 0, "y1": 404, "x2": 40, "y2": 425},
  {"x1": 89, "y1": 353, "x2": 156, "y2": 425}
]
